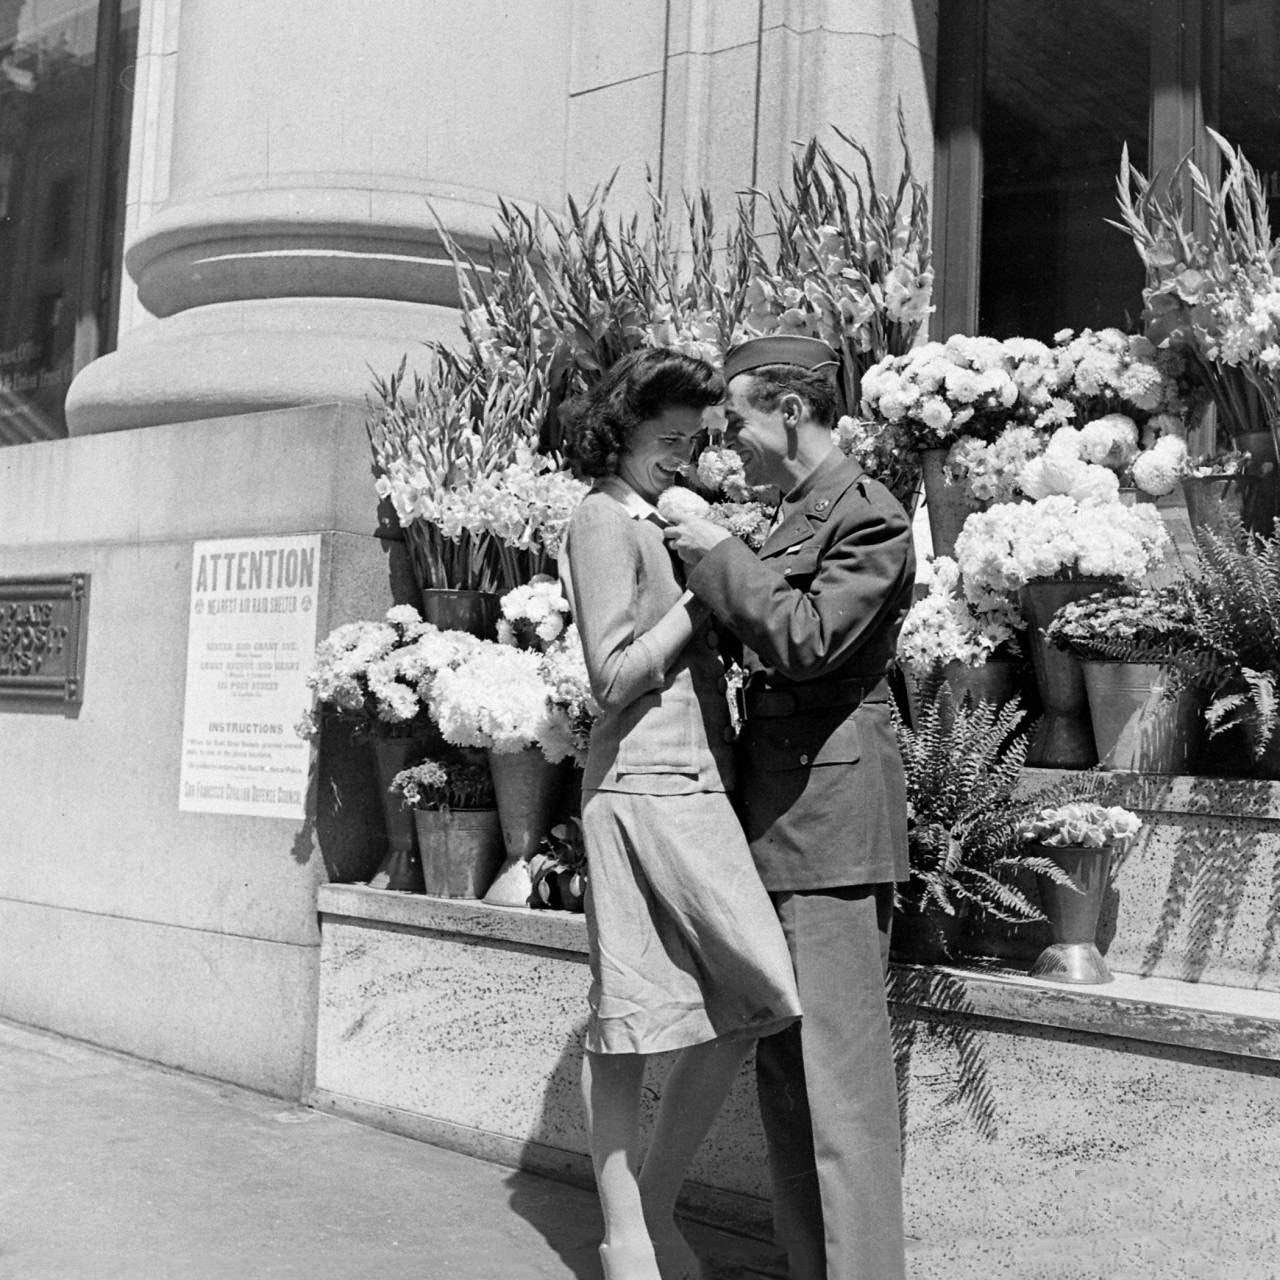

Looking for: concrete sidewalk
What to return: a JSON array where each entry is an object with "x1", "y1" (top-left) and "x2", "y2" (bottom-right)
[{"x1": 0, "y1": 1019, "x2": 781, "y2": 1280}]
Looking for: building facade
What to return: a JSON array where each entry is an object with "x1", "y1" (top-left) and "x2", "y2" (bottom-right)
[{"x1": 0, "y1": 0, "x2": 1277, "y2": 1094}]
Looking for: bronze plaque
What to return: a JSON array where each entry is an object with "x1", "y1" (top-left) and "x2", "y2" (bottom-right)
[{"x1": 0, "y1": 574, "x2": 90, "y2": 708}]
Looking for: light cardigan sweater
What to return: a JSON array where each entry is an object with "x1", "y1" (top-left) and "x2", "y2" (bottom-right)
[{"x1": 560, "y1": 477, "x2": 735, "y2": 794}]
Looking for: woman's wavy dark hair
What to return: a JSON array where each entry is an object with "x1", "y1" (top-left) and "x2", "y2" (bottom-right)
[{"x1": 561, "y1": 348, "x2": 724, "y2": 478}]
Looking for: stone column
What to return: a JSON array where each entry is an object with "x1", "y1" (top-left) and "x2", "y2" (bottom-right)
[{"x1": 66, "y1": 0, "x2": 582, "y2": 433}]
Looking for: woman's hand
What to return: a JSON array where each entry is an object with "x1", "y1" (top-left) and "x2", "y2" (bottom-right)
[{"x1": 663, "y1": 517, "x2": 732, "y2": 567}]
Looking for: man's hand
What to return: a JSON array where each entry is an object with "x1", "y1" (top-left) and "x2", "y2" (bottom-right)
[{"x1": 663, "y1": 517, "x2": 732, "y2": 567}]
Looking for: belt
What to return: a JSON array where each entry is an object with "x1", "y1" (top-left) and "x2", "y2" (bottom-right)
[{"x1": 743, "y1": 673, "x2": 889, "y2": 718}]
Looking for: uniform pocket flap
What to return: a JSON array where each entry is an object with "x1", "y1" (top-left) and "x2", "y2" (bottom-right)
[
  {"x1": 748, "y1": 714, "x2": 861, "y2": 771},
  {"x1": 781, "y1": 550, "x2": 820, "y2": 578}
]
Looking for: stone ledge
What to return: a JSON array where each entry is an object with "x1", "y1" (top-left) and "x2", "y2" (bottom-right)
[
  {"x1": 319, "y1": 884, "x2": 1280, "y2": 1063},
  {"x1": 891, "y1": 964, "x2": 1280, "y2": 1063},
  {"x1": 317, "y1": 883, "x2": 589, "y2": 955}
]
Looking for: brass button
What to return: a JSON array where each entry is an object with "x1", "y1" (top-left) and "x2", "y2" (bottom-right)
[
  {"x1": 799, "y1": 753, "x2": 810, "y2": 765},
  {"x1": 813, "y1": 498, "x2": 831, "y2": 513}
]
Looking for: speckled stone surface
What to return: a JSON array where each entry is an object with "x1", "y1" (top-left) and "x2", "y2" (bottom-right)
[{"x1": 317, "y1": 890, "x2": 1280, "y2": 1278}]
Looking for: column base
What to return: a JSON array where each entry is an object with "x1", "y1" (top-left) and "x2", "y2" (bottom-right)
[{"x1": 66, "y1": 296, "x2": 459, "y2": 435}]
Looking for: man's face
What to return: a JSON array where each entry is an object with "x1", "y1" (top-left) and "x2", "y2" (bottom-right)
[{"x1": 723, "y1": 375, "x2": 787, "y2": 487}]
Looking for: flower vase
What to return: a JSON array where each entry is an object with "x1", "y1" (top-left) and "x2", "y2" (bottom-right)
[
  {"x1": 368, "y1": 736, "x2": 426, "y2": 893},
  {"x1": 420, "y1": 588, "x2": 499, "y2": 639},
  {"x1": 1029, "y1": 844, "x2": 1115, "y2": 984},
  {"x1": 414, "y1": 808, "x2": 505, "y2": 898},
  {"x1": 920, "y1": 448, "x2": 985, "y2": 558},
  {"x1": 483, "y1": 747, "x2": 568, "y2": 907},
  {"x1": 1020, "y1": 579, "x2": 1107, "y2": 768},
  {"x1": 1080, "y1": 661, "x2": 1200, "y2": 773},
  {"x1": 1180, "y1": 474, "x2": 1246, "y2": 544},
  {"x1": 1234, "y1": 430, "x2": 1279, "y2": 537},
  {"x1": 904, "y1": 657, "x2": 1020, "y2": 728}
]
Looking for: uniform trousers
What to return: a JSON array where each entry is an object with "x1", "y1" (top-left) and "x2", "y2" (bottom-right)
[{"x1": 755, "y1": 884, "x2": 905, "y2": 1280}]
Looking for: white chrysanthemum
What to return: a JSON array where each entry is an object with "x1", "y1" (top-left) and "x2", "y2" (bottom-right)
[
  {"x1": 656, "y1": 486, "x2": 713, "y2": 522},
  {"x1": 1078, "y1": 414, "x2": 1139, "y2": 468},
  {"x1": 1131, "y1": 436, "x2": 1188, "y2": 496}
]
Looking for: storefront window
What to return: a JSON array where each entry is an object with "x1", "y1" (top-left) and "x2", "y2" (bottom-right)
[
  {"x1": 979, "y1": 0, "x2": 1151, "y2": 340},
  {"x1": 0, "y1": 0, "x2": 138, "y2": 446},
  {"x1": 1217, "y1": 0, "x2": 1280, "y2": 235}
]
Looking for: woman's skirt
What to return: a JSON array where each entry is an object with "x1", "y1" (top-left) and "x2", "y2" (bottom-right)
[{"x1": 580, "y1": 788, "x2": 802, "y2": 1055}]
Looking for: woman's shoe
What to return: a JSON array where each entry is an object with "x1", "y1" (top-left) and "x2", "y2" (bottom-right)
[
  {"x1": 652, "y1": 1230, "x2": 704, "y2": 1280},
  {"x1": 598, "y1": 1240, "x2": 662, "y2": 1280}
]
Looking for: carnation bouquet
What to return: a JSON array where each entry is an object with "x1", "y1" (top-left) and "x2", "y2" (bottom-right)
[
  {"x1": 429, "y1": 633, "x2": 592, "y2": 764},
  {"x1": 496, "y1": 576, "x2": 571, "y2": 651},
  {"x1": 860, "y1": 334, "x2": 1021, "y2": 450},
  {"x1": 1044, "y1": 586, "x2": 1199, "y2": 663},
  {"x1": 296, "y1": 605, "x2": 480, "y2": 738},
  {"x1": 1048, "y1": 327, "x2": 1185, "y2": 427},
  {"x1": 833, "y1": 415, "x2": 920, "y2": 511},
  {"x1": 896, "y1": 557, "x2": 1020, "y2": 674},
  {"x1": 954, "y1": 494, "x2": 1169, "y2": 597},
  {"x1": 657, "y1": 484, "x2": 774, "y2": 551},
  {"x1": 943, "y1": 426, "x2": 1047, "y2": 504},
  {"x1": 1017, "y1": 801, "x2": 1142, "y2": 851}
]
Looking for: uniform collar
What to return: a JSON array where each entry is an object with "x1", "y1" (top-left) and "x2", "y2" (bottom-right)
[{"x1": 761, "y1": 448, "x2": 864, "y2": 555}]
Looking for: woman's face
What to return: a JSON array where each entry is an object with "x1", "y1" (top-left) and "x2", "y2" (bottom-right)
[{"x1": 616, "y1": 406, "x2": 706, "y2": 502}]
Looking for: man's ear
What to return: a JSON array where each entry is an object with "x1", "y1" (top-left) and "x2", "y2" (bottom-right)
[{"x1": 780, "y1": 391, "x2": 806, "y2": 431}]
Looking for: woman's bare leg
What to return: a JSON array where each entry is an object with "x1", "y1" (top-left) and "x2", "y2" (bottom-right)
[
  {"x1": 638, "y1": 1037, "x2": 753, "y2": 1274},
  {"x1": 583, "y1": 1049, "x2": 661, "y2": 1278}
]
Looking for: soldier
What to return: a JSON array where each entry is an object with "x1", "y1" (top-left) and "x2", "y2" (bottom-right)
[{"x1": 663, "y1": 334, "x2": 915, "y2": 1280}]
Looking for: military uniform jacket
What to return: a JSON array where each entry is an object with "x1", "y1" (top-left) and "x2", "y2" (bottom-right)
[{"x1": 686, "y1": 450, "x2": 915, "y2": 891}]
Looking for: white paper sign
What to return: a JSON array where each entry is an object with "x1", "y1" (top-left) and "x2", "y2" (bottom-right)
[{"x1": 179, "y1": 534, "x2": 322, "y2": 818}]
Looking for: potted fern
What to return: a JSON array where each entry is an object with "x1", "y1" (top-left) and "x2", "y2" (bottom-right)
[
  {"x1": 890, "y1": 686, "x2": 1073, "y2": 965},
  {"x1": 1175, "y1": 521, "x2": 1280, "y2": 777},
  {"x1": 1045, "y1": 586, "x2": 1204, "y2": 773},
  {"x1": 390, "y1": 751, "x2": 503, "y2": 899}
]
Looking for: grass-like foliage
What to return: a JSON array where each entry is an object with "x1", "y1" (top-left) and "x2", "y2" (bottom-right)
[{"x1": 893, "y1": 687, "x2": 1085, "y2": 922}]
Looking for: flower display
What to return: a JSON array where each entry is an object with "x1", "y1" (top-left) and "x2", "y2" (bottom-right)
[
  {"x1": 1049, "y1": 328, "x2": 1184, "y2": 425},
  {"x1": 944, "y1": 426, "x2": 1046, "y2": 504},
  {"x1": 1044, "y1": 587, "x2": 1199, "y2": 662},
  {"x1": 832, "y1": 416, "x2": 920, "y2": 510},
  {"x1": 735, "y1": 124, "x2": 933, "y2": 415},
  {"x1": 297, "y1": 605, "x2": 464, "y2": 737},
  {"x1": 954, "y1": 495, "x2": 1169, "y2": 596},
  {"x1": 897, "y1": 556, "x2": 1020, "y2": 673},
  {"x1": 496, "y1": 576, "x2": 571, "y2": 650},
  {"x1": 861, "y1": 335, "x2": 1021, "y2": 449},
  {"x1": 427, "y1": 641, "x2": 578, "y2": 762},
  {"x1": 1017, "y1": 801, "x2": 1142, "y2": 850},
  {"x1": 370, "y1": 360, "x2": 589, "y2": 593},
  {"x1": 390, "y1": 754, "x2": 496, "y2": 812},
  {"x1": 538, "y1": 624, "x2": 599, "y2": 761},
  {"x1": 1115, "y1": 133, "x2": 1280, "y2": 448}
]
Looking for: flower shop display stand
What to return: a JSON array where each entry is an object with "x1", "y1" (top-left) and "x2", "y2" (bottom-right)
[{"x1": 314, "y1": 883, "x2": 1280, "y2": 1276}]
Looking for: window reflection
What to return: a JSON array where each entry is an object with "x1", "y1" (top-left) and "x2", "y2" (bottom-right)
[
  {"x1": 1218, "y1": 0, "x2": 1280, "y2": 236},
  {"x1": 0, "y1": 0, "x2": 137, "y2": 446},
  {"x1": 980, "y1": 0, "x2": 1151, "y2": 340}
]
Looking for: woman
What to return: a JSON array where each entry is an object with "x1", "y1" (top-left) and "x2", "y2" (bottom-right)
[{"x1": 559, "y1": 348, "x2": 801, "y2": 1280}]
